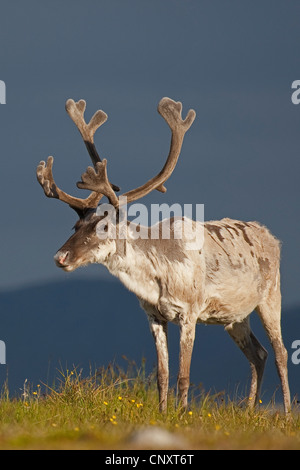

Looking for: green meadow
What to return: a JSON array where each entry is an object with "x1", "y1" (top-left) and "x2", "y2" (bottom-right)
[{"x1": 0, "y1": 361, "x2": 299, "y2": 450}]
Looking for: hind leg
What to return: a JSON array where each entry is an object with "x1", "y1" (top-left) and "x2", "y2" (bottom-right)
[
  {"x1": 256, "y1": 285, "x2": 291, "y2": 414},
  {"x1": 225, "y1": 317, "x2": 268, "y2": 407}
]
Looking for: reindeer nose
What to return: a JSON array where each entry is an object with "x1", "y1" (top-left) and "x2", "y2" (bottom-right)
[{"x1": 54, "y1": 251, "x2": 69, "y2": 267}]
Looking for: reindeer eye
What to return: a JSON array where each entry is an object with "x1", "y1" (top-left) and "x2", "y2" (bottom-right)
[
  {"x1": 95, "y1": 219, "x2": 110, "y2": 239},
  {"x1": 99, "y1": 223, "x2": 108, "y2": 232}
]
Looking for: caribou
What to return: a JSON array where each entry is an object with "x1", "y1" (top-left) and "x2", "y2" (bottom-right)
[{"x1": 37, "y1": 97, "x2": 291, "y2": 413}]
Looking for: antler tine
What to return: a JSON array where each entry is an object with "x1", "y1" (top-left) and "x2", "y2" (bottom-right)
[
  {"x1": 66, "y1": 99, "x2": 120, "y2": 192},
  {"x1": 37, "y1": 98, "x2": 121, "y2": 216},
  {"x1": 77, "y1": 161, "x2": 119, "y2": 208},
  {"x1": 39, "y1": 97, "x2": 195, "y2": 214},
  {"x1": 157, "y1": 97, "x2": 196, "y2": 134},
  {"x1": 65, "y1": 99, "x2": 107, "y2": 166},
  {"x1": 37, "y1": 156, "x2": 103, "y2": 215},
  {"x1": 121, "y1": 97, "x2": 196, "y2": 203},
  {"x1": 76, "y1": 97, "x2": 196, "y2": 208}
]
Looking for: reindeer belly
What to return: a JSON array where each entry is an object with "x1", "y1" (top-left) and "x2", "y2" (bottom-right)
[{"x1": 198, "y1": 267, "x2": 264, "y2": 325}]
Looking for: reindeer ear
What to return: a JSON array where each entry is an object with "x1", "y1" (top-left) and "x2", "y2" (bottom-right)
[{"x1": 72, "y1": 206, "x2": 91, "y2": 220}]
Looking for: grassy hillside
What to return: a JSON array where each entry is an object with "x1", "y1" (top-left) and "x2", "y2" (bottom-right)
[
  {"x1": 1, "y1": 280, "x2": 299, "y2": 449},
  {"x1": 0, "y1": 361, "x2": 299, "y2": 450}
]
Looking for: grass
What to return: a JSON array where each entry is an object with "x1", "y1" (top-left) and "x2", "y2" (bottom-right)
[{"x1": 0, "y1": 360, "x2": 299, "y2": 450}]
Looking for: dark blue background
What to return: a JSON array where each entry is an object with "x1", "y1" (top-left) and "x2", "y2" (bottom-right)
[{"x1": 0, "y1": 1, "x2": 299, "y2": 404}]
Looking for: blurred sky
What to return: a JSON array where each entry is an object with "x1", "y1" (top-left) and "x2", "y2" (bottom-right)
[{"x1": 0, "y1": 0, "x2": 300, "y2": 307}]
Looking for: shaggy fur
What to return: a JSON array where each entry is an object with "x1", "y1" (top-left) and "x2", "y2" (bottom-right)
[{"x1": 54, "y1": 215, "x2": 291, "y2": 414}]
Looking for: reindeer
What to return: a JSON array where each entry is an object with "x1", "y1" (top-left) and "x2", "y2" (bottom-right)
[{"x1": 36, "y1": 97, "x2": 291, "y2": 414}]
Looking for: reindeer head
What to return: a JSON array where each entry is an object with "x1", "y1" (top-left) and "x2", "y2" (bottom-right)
[{"x1": 37, "y1": 98, "x2": 196, "y2": 272}]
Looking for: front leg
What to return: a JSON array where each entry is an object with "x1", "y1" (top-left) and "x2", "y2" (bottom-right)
[
  {"x1": 148, "y1": 315, "x2": 169, "y2": 413},
  {"x1": 178, "y1": 318, "x2": 196, "y2": 409}
]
